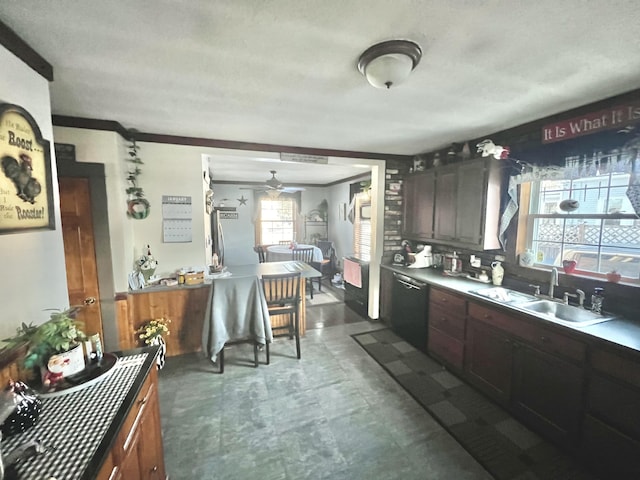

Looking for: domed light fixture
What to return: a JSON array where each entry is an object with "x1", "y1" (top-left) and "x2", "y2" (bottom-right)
[{"x1": 358, "y1": 39, "x2": 422, "y2": 89}]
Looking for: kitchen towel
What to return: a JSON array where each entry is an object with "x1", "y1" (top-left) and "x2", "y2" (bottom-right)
[
  {"x1": 498, "y1": 175, "x2": 519, "y2": 250},
  {"x1": 343, "y1": 258, "x2": 362, "y2": 288}
]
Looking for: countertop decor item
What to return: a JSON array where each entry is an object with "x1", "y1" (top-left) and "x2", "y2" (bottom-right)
[
  {"x1": 136, "y1": 244, "x2": 158, "y2": 282},
  {"x1": 519, "y1": 249, "x2": 535, "y2": 267},
  {"x1": 2, "y1": 306, "x2": 87, "y2": 386},
  {"x1": 491, "y1": 261, "x2": 504, "y2": 285},
  {"x1": 136, "y1": 317, "x2": 170, "y2": 369},
  {"x1": 606, "y1": 270, "x2": 621, "y2": 283},
  {"x1": 0, "y1": 380, "x2": 42, "y2": 438},
  {"x1": 563, "y1": 260, "x2": 577, "y2": 274}
]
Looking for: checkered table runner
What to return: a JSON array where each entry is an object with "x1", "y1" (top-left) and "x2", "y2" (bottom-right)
[{"x1": 3, "y1": 353, "x2": 147, "y2": 479}]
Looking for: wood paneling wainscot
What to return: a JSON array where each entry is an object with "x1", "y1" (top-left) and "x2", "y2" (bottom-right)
[{"x1": 116, "y1": 282, "x2": 309, "y2": 356}]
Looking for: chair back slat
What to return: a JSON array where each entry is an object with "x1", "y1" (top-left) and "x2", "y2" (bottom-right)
[
  {"x1": 292, "y1": 247, "x2": 314, "y2": 264},
  {"x1": 261, "y1": 272, "x2": 301, "y2": 306}
]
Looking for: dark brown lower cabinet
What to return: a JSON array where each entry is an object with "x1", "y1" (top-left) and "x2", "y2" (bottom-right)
[
  {"x1": 582, "y1": 414, "x2": 640, "y2": 479},
  {"x1": 511, "y1": 344, "x2": 583, "y2": 445},
  {"x1": 465, "y1": 319, "x2": 513, "y2": 405},
  {"x1": 581, "y1": 368, "x2": 640, "y2": 478}
]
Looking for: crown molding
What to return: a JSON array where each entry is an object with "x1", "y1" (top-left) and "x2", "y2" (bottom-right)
[{"x1": 0, "y1": 19, "x2": 53, "y2": 81}]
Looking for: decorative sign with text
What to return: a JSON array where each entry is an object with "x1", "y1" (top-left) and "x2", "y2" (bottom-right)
[
  {"x1": 542, "y1": 101, "x2": 640, "y2": 144},
  {"x1": 0, "y1": 104, "x2": 54, "y2": 234}
]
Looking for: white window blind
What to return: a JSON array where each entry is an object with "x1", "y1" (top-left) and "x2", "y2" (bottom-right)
[{"x1": 354, "y1": 192, "x2": 371, "y2": 261}]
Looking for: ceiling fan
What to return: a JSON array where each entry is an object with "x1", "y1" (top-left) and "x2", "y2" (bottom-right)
[{"x1": 242, "y1": 170, "x2": 305, "y2": 197}]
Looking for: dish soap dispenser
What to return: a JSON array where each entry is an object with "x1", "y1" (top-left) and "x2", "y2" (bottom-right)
[{"x1": 591, "y1": 287, "x2": 604, "y2": 314}]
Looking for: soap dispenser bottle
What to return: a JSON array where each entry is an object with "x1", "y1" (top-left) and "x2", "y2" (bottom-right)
[{"x1": 591, "y1": 287, "x2": 604, "y2": 314}]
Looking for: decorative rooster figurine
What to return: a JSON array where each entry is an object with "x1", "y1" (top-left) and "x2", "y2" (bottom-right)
[{"x1": 476, "y1": 139, "x2": 510, "y2": 160}]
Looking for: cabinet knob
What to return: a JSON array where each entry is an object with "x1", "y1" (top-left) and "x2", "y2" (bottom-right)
[
  {"x1": 151, "y1": 465, "x2": 158, "y2": 472},
  {"x1": 540, "y1": 336, "x2": 549, "y2": 343}
]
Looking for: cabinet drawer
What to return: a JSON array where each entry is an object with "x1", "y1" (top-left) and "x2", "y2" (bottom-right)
[
  {"x1": 468, "y1": 302, "x2": 516, "y2": 332},
  {"x1": 428, "y1": 327, "x2": 464, "y2": 370},
  {"x1": 429, "y1": 304, "x2": 465, "y2": 340},
  {"x1": 521, "y1": 325, "x2": 585, "y2": 363},
  {"x1": 591, "y1": 348, "x2": 640, "y2": 389},
  {"x1": 430, "y1": 287, "x2": 466, "y2": 316},
  {"x1": 118, "y1": 369, "x2": 156, "y2": 455},
  {"x1": 468, "y1": 302, "x2": 585, "y2": 362}
]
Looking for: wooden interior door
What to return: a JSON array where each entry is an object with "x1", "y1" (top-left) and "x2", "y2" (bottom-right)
[{"x1": 59, "y1": 177, "x2": 103, "y2": 340}]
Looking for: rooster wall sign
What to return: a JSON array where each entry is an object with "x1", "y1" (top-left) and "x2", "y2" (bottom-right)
[{"x1": 0, "y1": 104, "x2": 55, "y2": 234}]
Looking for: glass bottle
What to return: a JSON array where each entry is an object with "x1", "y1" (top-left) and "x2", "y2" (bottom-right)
[{"x1": 591, "y1": 287, "x2": 604, "y2": 314}]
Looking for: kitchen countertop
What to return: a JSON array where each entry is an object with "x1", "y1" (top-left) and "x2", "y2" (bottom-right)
[
  {"x1": 382, "y1": 264, "x2": 640, "y2": 355},
  {"x1": 2, "y1": 345, "x2": 159, "y2": 480}
]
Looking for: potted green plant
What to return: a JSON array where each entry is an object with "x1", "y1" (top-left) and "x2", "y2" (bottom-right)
[{"x1": 3, "y1": 307, "x2": 87, "y2": 384}]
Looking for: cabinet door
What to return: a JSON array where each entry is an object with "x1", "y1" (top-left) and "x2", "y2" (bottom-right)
[
  {"x1": 465, "y1": 319, "x2": 512, "y2": 405},
  {"x1": 582, "y1": 414, "x2": 640, "y2": 479},
  {"x1": 403, "y1": 172, "x2": 435, "y2": 239},
  {"x1": 433, "y1": 169, "x2": 457, "y2": 241},
  {"x1": 137, "y1": 390, "x2": 166, "y2": 480},
  {"x1": 379, "y1": 267, "x2": 394, "y2": 322},
  {"x1": 512, "y1": 344, "x2": 583, "y2": 446},
  {"x1": 455, "y1": 160, "x2": 486, "y2": 246}
]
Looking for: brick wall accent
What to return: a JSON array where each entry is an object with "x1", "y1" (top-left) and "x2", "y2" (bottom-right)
[{"x1": 383, "y1": 159, "x2": 411, "y2": 260}]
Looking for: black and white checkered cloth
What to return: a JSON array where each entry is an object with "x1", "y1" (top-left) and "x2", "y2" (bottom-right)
[{"x1": 2, "y1": 353, "x2": 147, "y2": 479}]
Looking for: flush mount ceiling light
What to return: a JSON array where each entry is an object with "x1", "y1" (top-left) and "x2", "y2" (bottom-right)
[{"x1": 357, "y1": 39, "x2": 422, "y2": 89}]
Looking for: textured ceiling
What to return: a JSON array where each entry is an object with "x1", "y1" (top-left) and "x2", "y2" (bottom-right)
[{"x1": 2, "y1": 1, "x2": 640, "y2": 184}]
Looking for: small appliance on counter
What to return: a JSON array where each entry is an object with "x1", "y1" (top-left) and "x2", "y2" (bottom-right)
[
  {"x1": 408, "y1": 245, "x2": 433, "y2": 269},
  {"x1": 443, "y1": 251, "x2": 463, "y2": 275}
]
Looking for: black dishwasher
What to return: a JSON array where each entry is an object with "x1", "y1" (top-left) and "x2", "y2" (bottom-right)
[{"x1": 390, "y1": 272, "x2": 429, "y2": 351}]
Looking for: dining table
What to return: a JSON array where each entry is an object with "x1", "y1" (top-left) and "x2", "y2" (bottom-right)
[
  {"x1": 201, "y1": 261, "x2": 321, "y2": 363},
  {"x1": 266, "y1": 243, "x2": 324, "y2": 262}
]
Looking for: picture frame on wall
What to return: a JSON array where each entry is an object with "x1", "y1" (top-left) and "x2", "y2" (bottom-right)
[{"x1": 0, "y1": 103, "x2": 55, "y2": 234}]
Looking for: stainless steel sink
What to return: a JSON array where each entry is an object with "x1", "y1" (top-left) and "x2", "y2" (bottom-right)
[
  {"x1": 469, "y1": 287, "x2": 538, "y2": 304},
  {"x1": 517, "y1": 299, "x2": 616, "y2": 327}
]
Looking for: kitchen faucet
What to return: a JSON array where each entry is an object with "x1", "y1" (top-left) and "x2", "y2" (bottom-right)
[
  {"x1": 548, "y1": 267, "x2": 558, "y2": 299},
  {"x1": 563, "y1": 289, "x2": 585, "y2": 307}
]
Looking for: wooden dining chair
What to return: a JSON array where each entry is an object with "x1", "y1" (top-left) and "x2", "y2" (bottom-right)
[
  {"x1": 260, "y1": 272, "x2": 302, "y2": 361},
  {"x1": 253, "y1": 245, "x2": 267, "y2": 263},
  {"x1": 314, "y1": 241, "x2": 336, "y2": 291},
  {"x1": 291, "y1": 247, "x2": 316, "y2": 298}
]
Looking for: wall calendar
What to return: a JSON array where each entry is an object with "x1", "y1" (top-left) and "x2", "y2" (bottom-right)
[{"x1": 162, "y1": 195, "x2": 192, "y2": 243}]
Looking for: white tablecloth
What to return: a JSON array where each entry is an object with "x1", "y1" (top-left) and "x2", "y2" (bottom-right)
[
  {"x1": 266, "y1": 244, "x2": 323, "y2": 262},
  {"x1": 202, "y1": 275, "x2": 273, "y2": 362}
]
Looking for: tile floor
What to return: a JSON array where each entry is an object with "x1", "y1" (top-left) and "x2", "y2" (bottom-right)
[{"x1": 158, "y1": 300, "x2": 493, "y2": 479}]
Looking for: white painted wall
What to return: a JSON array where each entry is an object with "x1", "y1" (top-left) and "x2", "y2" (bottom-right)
[
  {"x1": 326, "y1": 181, "x2": 354, "y2": 268},
  {"x1": 0, "y1": 46, "x2": 68, "y2": 340}
]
